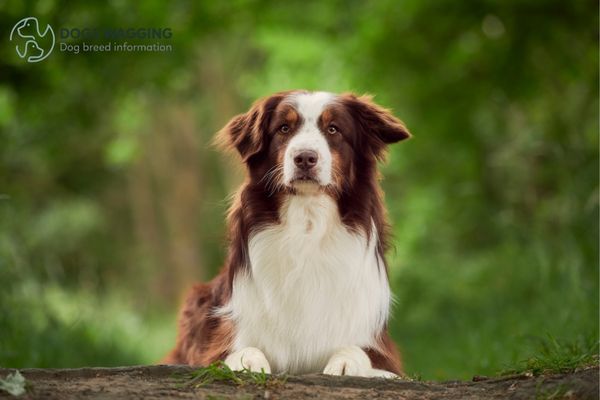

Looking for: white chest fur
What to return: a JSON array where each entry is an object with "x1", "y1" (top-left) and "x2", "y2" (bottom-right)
[{"x1": 220, "y1": 194, "x2": 391, "y2": 374}]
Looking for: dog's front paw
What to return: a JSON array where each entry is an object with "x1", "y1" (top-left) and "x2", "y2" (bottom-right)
[
  {"x1": 224, "y1": 347, "x2": 271, "y2": 373},
  {"x1": 368, "y1": 368, "x2": 398, "y2": 378},
  {"x1": 323, "y1": 346, "x2": 372, "y2": 377}
]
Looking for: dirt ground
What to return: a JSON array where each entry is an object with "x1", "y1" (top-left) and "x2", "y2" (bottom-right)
[{"x1": 1, "y1": 365, "x2": 597, "y2": 399}]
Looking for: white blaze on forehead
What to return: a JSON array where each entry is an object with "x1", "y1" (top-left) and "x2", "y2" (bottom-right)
[
  {"x1": 288, "y1": 91, "x2": 336, "y2": 122},
  {"x1": 283, "y1": 92, "x2": 336, "y2": 187}
]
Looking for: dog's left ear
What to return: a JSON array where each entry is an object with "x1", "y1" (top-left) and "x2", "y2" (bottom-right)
[
  {"x1": 215, "y1": 93, "x2": 285, "y2": 163},
  {"x1": 342, "y1": 94, "x2": 411, "y2": 159}
]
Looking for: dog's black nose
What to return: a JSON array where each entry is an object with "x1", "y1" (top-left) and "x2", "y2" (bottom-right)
[{"x1": 294, "y1": 150, "x2": 318, "y2": 171}]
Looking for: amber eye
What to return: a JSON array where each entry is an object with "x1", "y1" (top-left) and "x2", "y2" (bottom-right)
[
  {"x1": 280, "y1": 124, "x2": 290, "y2": 133},
  {"x1": 327, "y1": 125, "x2": 339, "y2": 135}
]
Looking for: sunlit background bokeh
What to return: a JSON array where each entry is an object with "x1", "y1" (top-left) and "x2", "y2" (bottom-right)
[{"x1": 0, "y1": 0, "x2": 597, "y2": 380}]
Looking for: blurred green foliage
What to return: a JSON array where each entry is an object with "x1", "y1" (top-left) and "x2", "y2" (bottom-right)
[{"x1": 0, "y1": 0, "x2": 597, "y2": 380}]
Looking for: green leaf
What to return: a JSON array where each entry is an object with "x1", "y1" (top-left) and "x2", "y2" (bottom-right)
[{"x1": 0, "y1": 371, "x2": 26, "y2": 396}]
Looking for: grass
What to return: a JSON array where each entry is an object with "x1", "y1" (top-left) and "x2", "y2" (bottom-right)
[
  {"x1": 389, "y1": 237, "x2": 598, "y2": 380},
  {"x1": 534, "y1": 382, "x2": 573, "y2": 400},
  {"x1": 0, "y1": 280, "x2": 176, "y2": 368},
  {"x1": 500, "y1": 335, "x2": 599, "y2": 376},
  {"x1": 185, "y1": 361, "x2": 286, "y2": 388}
]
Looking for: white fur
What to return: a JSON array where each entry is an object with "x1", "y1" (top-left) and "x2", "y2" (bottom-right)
[
  {"x1": 323, "y1": 346, "x2": 372, "y2": 376},
  {"x1": 219, "y1": 193, "x2": 391, "y2": 375},
  {"x1": 283, "y1": 92, "x2": 335, "y2": 186},
  {"x1": 224, "y1": 347, "x2": 271, "y2": 373},
  {"x1": 322, "y1": 346, "x2": 398, "y2": 377}
]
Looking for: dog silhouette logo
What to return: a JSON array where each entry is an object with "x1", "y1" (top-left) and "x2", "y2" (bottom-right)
[{"x1": 9, "y1": 17, "x2": 55, "y2": 63}]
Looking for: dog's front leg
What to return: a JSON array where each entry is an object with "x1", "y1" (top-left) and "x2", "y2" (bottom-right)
[
  {"x1": 323, "y1": 346, "x2": 397, "y2": 378},
  {"x1": 224, "y1": 347, "x2": 271, "y2": 373}
]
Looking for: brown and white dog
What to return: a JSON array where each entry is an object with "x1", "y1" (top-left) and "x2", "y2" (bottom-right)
[{"x1": 164, "y1": 90, "x2": 411, "y2": 377}]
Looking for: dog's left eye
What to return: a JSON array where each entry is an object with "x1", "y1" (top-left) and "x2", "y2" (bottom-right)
[{"x1": 327, "y1": 125, "x2": 339, "y2": 135}]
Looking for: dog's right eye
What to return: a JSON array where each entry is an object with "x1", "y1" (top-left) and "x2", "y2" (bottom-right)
[{"x1": 279, "y1": 124, "x2": 290, "y2": 134}]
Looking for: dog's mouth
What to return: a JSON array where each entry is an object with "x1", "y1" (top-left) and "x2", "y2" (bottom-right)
[
  {"x1": 290, "y1": 171, "x2": 320, "y2": 185},
  {"x1": 289, "y1": 173, "x2": 322, "y2": 194},
  {"x1": 291, "y1": 176, "x2": 318, "y2": 184}
]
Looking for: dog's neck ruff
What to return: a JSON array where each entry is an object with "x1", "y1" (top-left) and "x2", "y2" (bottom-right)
[{"x1": 220, "y1": 193, "x2": 391, "y2": 374}]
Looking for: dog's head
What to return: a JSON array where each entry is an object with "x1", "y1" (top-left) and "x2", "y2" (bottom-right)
[{"x1": 217, "y1": 90, "x2": 410, "y2": 196}]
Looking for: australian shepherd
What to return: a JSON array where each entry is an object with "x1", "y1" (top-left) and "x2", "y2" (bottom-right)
[{"x1": 164, "y1": 90, "x2": 411, "y2": 377}]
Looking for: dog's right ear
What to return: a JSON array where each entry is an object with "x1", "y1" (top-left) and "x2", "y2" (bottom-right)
[{"x1": 215, "y1": 94, "x2": 285, "y2": 163}]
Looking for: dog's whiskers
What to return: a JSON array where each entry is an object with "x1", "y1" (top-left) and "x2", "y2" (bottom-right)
[
  {"x1": 259, "y1": 165, "x2": 280, "y2": 184},
  {"x1": 262, "y1": 165, "x2": 284, "y2": 197}
]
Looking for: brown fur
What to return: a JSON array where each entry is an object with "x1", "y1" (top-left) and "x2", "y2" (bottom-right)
[{"x1": 164, "y1": 91, "x2": 410, "y2": 375}]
